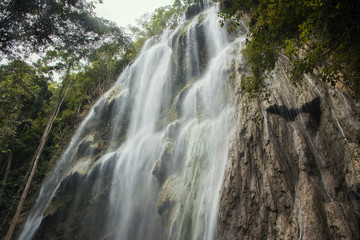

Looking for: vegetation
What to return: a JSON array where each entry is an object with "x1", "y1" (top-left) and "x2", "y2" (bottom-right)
[
  {"x1": 0, "y1": 0, "x2": 123, "y2": 60},
  {"x1": 219, "y1": 0, "x2": 360, "y2": 98},
  {"x1": 128, "y1": 0, "x2": 184, "y2": 56},
  {"x1": 0, "y1": 46, "x2": 130, "y2": 240}
]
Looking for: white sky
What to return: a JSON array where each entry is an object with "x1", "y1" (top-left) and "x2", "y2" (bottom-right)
[{"x1": 94, "y1": 0, "x2": 173, "y2": 28}]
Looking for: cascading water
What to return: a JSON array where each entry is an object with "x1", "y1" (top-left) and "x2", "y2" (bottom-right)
[{"x1": 19, "y1": 5, "x2": 246, "y2": 240}]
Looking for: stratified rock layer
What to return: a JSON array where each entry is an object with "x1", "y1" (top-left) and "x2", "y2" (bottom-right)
[{"x1": 219, "y1": 56, "x2": 360, "y2": 239}]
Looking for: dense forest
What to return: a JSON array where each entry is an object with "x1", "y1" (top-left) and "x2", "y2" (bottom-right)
[
  {"x1": 1, "y1": 0, "x2": 359, "y2": 239},
  {"x1": 219, "y1": 0, "x2": 360, "y2": 98}
]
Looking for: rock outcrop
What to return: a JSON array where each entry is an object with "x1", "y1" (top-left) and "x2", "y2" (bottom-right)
[{"x1": 218, "y1": 55, "x2": 360, "y2": 239}]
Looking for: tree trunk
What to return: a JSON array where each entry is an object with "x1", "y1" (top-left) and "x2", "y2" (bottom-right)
[
  {"x1": 4, "y1": 95, "x2": 65, "y2": 240},
  {"x1": 0, "y1": 151, "x2": 12, "y2": 204}
]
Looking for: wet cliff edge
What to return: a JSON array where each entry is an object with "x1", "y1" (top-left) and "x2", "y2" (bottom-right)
[{"x1": 218, "y1": 55, "x2": 360, "y2": 239}]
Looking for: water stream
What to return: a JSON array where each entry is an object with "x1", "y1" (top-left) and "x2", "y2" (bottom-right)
[{"x1": 19, "y1": 5, "x2": 245, "y2": 240}]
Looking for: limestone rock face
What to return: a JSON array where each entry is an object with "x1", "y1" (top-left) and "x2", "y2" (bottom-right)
[{"x1": 218, "y1": 56, "x2": 360, "y2": 239}]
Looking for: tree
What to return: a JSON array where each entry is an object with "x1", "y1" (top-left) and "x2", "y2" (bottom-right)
[
  {"x1": 0, "y1": 0, "x2": 121, "y2": 60},
  {"x1": 4, "y1": 99, "x2": 61, "y2": 240},
  {"x1": 3, "y1": 44, "x2": 83, "y2": 239},
  {"x1": 0, "y1": 2, "x2": 130, "y2": 236},
  {"x1": 0, "y1": 151, "x2": 12, "y2": 204},
  {"x1": 0, "y1": 60, "x2": 53, "y2": 236},
  {"x1": 128, "y1": 0, "x2": 184, "y2": 55},
  {"x1": 0, "y1": 60, "x2": 51, "y2": 158},
  {"x1": 219, "y1": 0, "x2": 360, "y2": 98},
  {"x1": 0, "y1": 59, "x2": 52, "y2": 239}
]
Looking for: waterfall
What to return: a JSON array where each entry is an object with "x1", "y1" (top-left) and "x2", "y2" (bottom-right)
[{"x1": 19, "y1": 6, "x2": 246, "y2": 240}]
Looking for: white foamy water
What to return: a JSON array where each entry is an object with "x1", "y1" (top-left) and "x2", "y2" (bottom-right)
[{"x1": 19, "y1": 5, "x2": 246, "y2": 240}]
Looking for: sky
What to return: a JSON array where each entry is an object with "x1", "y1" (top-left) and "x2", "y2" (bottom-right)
[{"x1": 94, "y1": 0, "x2": 173, "y2": 28}]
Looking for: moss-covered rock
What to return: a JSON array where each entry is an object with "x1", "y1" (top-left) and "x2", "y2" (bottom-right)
[
  {"x1": 157, "y1": 174, "x2": 182, "y2": 216},
  {"x1": 152, "y1": 141, "x2": 175, "y2": 184}
]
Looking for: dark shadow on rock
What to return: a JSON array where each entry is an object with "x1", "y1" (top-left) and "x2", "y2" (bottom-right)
[
  {"x1": 266, "y1": 105, "x2": 300, "y2": 121},
  {"x1": 301, "y1": 97, "x2": 321, "y2": 127},
  {"x1": 266, "y1": 97, "x2": 322, "y2": 130},
  {"x1": 185, "y1": 4, "x2": 203, "y2": 19}
]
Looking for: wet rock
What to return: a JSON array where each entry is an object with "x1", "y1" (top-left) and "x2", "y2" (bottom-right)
[
  {"x1": 157, "y1": 175, "x2": 181, "y2": 216},
  {"x1": 76, "y1": 133, "x2": 101, "y2": 159},
  {"x1": 165, "y1": 121, "x2": 180, "y2": 139},
  {"x1": 266, "y1": 97, "x2": 322, "y2": 131},
  {"x1": 218, "y1": 56, "x2": 360, "y2": 239},
  {"x1": 185, "y1": 5, "x2": 203, "y2": 20},
  {"x1": 152, "y1": 141, "x2": 175, "y2": 184},
  {"x1": 34, "y1": 158, "x2": 117, "y2": 240}
]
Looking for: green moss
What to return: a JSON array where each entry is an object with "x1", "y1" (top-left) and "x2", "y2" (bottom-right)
[
  {"x1": 106, "y1": 84, "x2": 125, "y2": 103},
  {"x1": 197, "y1": 13, "x2": 205, "y2": 24},
  {"x1": 180, "y1": 21, "x2": 193, "y2": 37},
  {"x1": 168, "y1": 77, "x2": 197, "y2": 121},
  {"x1": 158, "y1": 176, "x2": 179, "y2": 206},
  {"x1": 157, "y1": 174, "x2": 182, "y2": 218},
  {"x1": 44, "y1": 198, "x2": 65, "y2": 216},
  {"x1": 66, "y1": 157, "x2": 94, "y2": 177},
  {"x1": 164, "y1": 140, "x2": 175, "y2": 155}
]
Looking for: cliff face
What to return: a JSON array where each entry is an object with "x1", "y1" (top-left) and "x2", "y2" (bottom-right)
[{"x1": 219, "y1": 55, "x2": 360, "y2": 239}]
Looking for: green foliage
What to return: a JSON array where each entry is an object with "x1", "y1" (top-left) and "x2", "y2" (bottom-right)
[
  {"x1": 0, "y1": 0, "x2": 120, "y2": 60},
  {"x1": 128, "y1": 1, "x2": 184, "y2": 54},
  {"x1": 219, "y1": 0, "x2": 360, "y2": 98},
  {"x1": 0, "y1": 60, "x2": 51, "y2": 153},
  {"x1": 0, "y1": 14, "x2": 130, "y2": 239},
  {"x1": 0, "y1": 42, "x2": 130, "y2": 236},
  {"x1": 0, "y1": 60, "x2": 53, "y2": 236}
]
